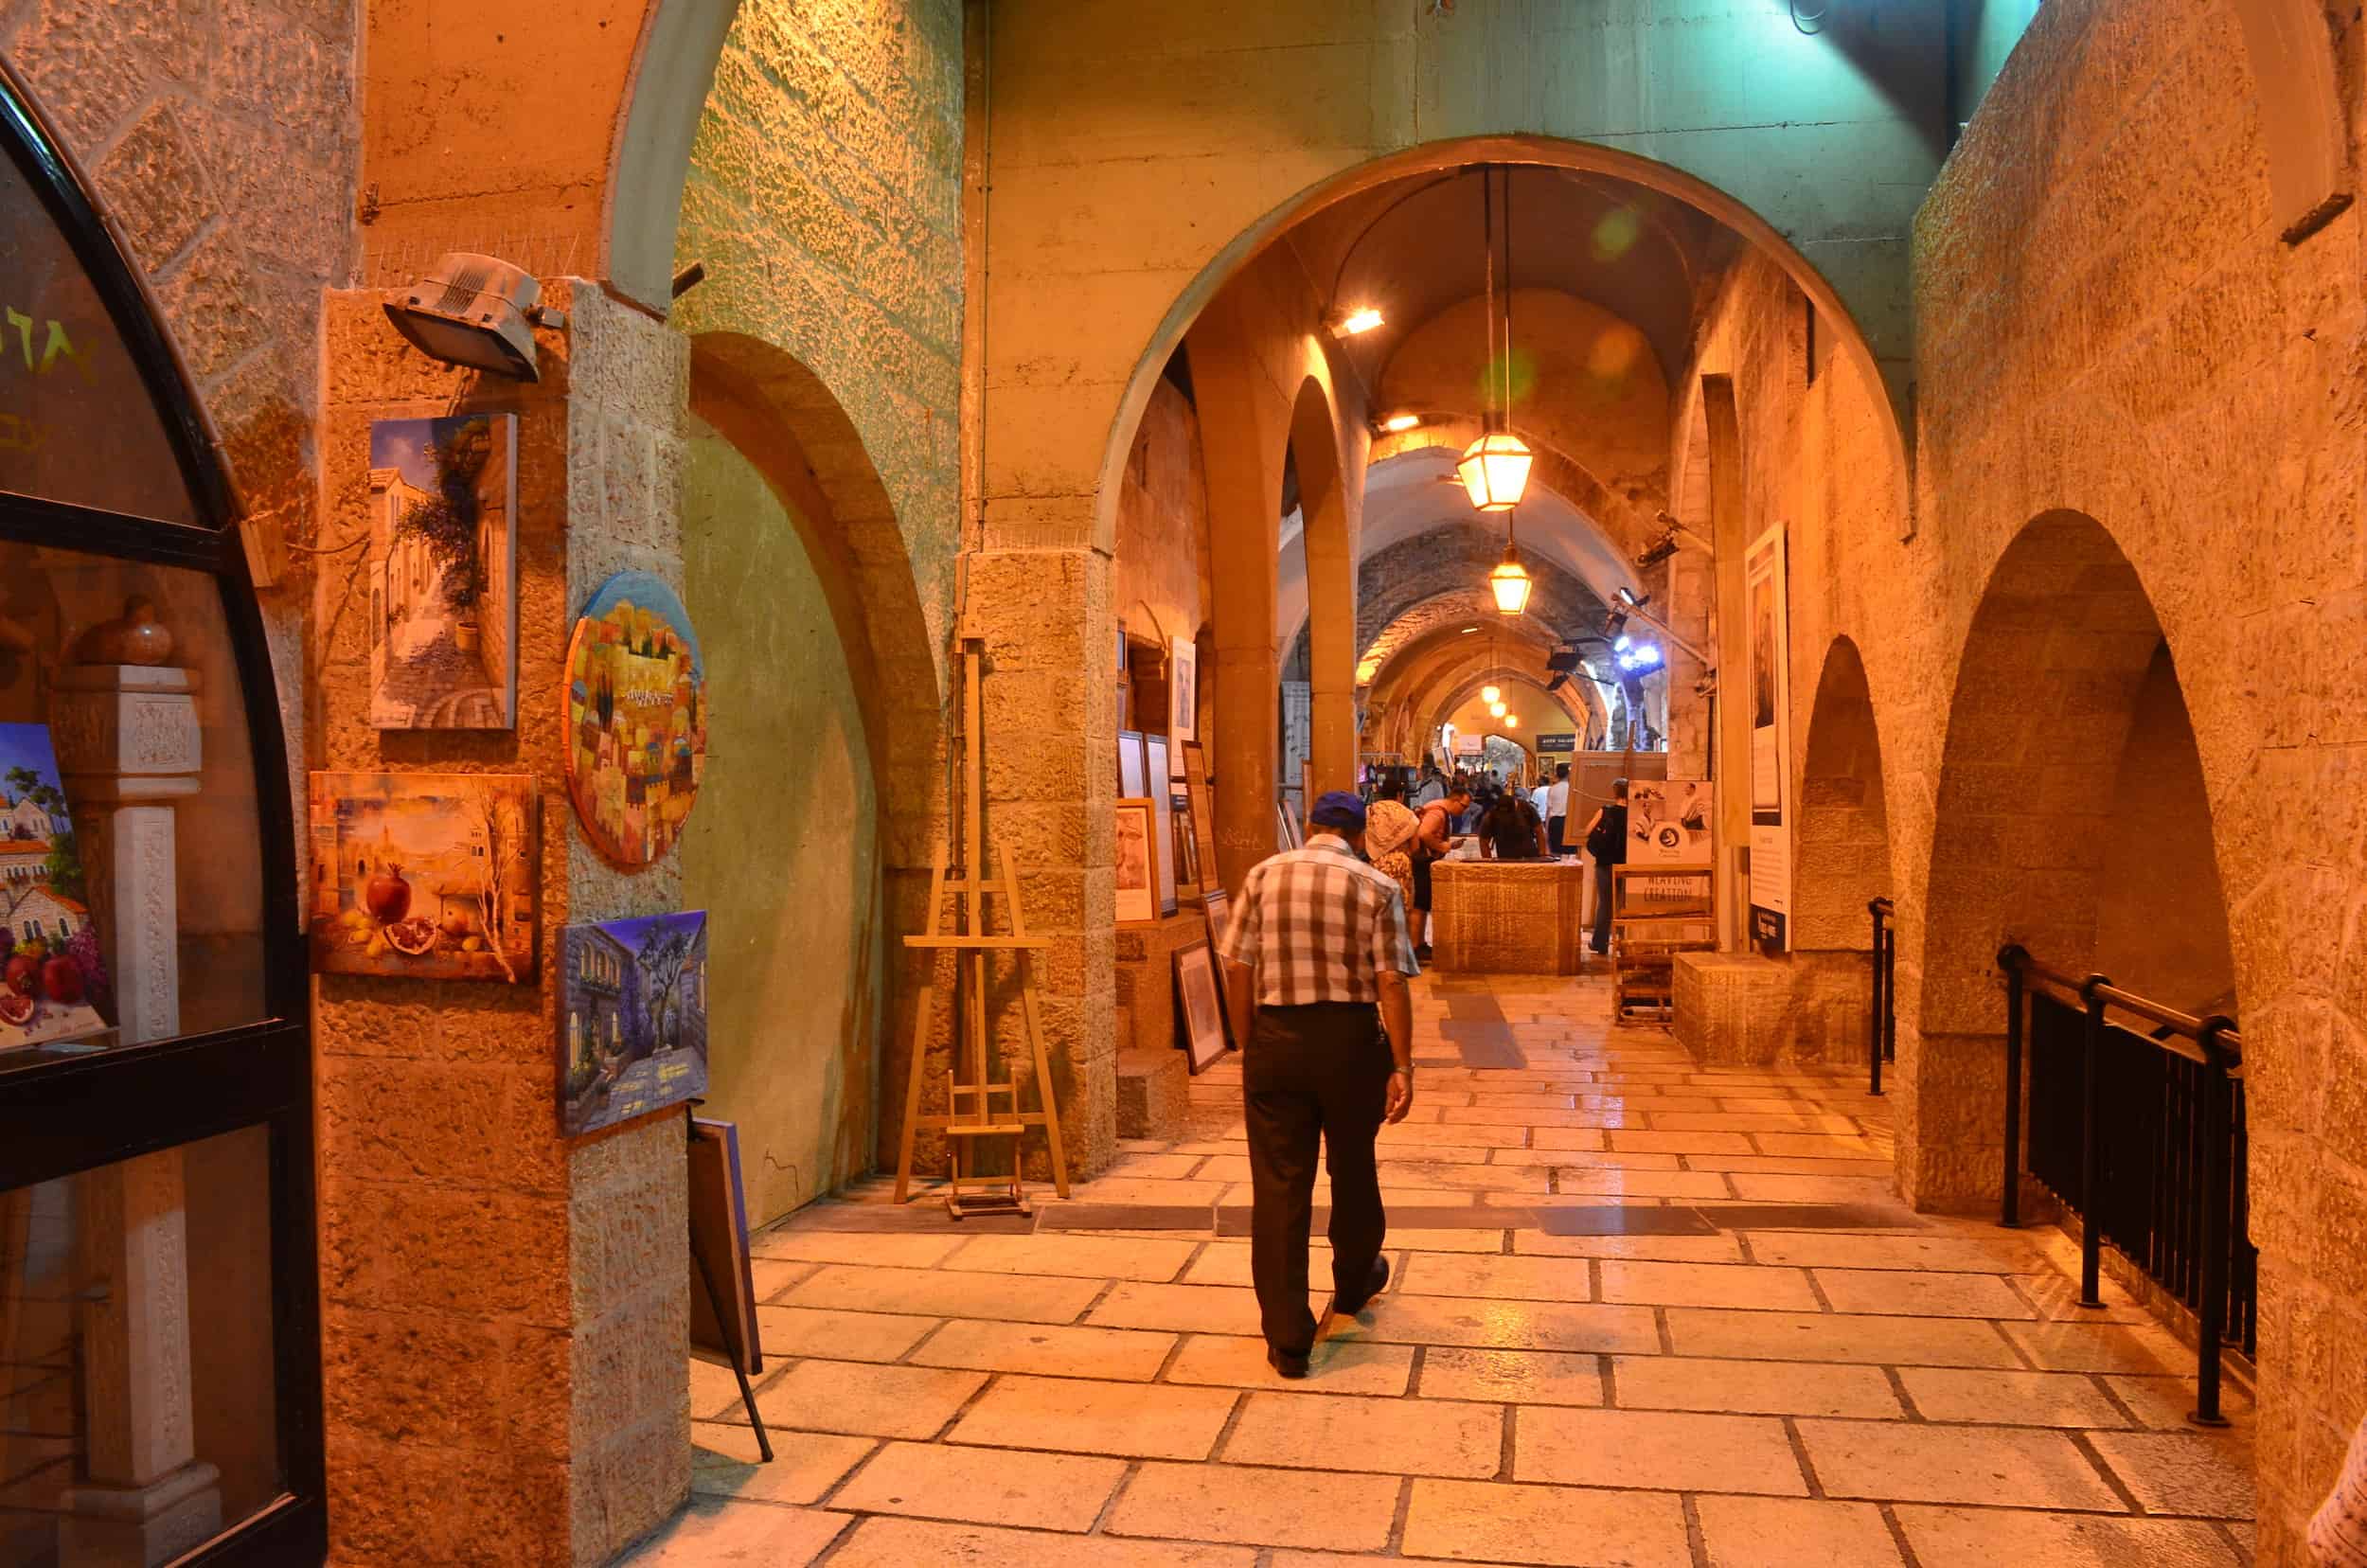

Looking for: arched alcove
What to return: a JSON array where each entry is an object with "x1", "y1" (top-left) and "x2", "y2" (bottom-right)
[
  {"x1": 1912, "y1": 510, "x2": 2234, "y2": 1211},
  {"x1": 1795, "y1": 637, "x2": 1892, "y2": 951}
]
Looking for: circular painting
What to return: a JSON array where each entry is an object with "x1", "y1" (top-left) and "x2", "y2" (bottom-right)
[{"x1": 563, "y1": 570, "x2": 707, "y2": 869}]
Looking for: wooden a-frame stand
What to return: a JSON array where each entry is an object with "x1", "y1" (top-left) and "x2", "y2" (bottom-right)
[{"x1": 892, "y1": 633, "x2": 1071, "y2": 1214}]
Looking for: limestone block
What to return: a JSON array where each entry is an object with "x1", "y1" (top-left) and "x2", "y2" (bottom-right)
[
  {"x1": 1672, "y1": 952, "x2": 1792, "y2": 1066},
  {"x1": 1117, "y1": 1047, "x2": 1190, "y2": 1139}
]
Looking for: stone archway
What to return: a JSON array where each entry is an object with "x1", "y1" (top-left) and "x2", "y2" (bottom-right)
[
  {"x1": 1907, "y1": 510, "x2": 2233, "y2": 1212},
  {"x1": 1290, "y1": 376, "x2": 1359, "y2": 795},
  {"x1": 1789, "y1": 636, "x2": 1895, "y2": 1062}
]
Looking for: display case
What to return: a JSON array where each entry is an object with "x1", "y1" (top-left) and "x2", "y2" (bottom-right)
[{"x1": 0, "y1": 64, "x2": 322, "y2": 1567}]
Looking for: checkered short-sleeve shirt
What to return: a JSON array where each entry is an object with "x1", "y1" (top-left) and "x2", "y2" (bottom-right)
[{"x1": 1215, "y1": 833, "x2": 1419, "y2": 1005}]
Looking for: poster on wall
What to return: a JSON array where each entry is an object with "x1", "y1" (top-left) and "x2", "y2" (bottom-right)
[
  {"x1": 1628, "y1": 780, "x2": 1712, "y2": 865},
  {"x1": 564, "y1": 571, "x2": 708, "y2": 870},
  {"x1": 1169, "y1": 637, "x2": 1198, "y2": 743},
  {"x1": 558, "y1": 910, "x2": 710, "y2": 1136},
  {"x1": 0, "y1": 725, "x2": 111, "y2": 1052},
  {"x1": 366, "y1": 414, "x2": 518, "y2": 729},
  {"x1": 308, "y1": 771, "x2": 539, "y2": 981},
  {"x1": 1744, "y1": 524, "x2": 1792, "y2": 953}
]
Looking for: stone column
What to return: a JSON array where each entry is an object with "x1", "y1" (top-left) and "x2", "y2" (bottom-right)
[{"x1": 49, "y1": 663, "x2": 218, "y2": 1567}]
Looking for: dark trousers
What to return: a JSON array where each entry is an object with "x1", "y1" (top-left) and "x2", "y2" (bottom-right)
[
  {"x1": 1242, "y1": 1001, "x2": 1390, "y2": 1355},
  {"x1": 1548, "y1": 813, "x2": 1568, "y2": 854},
  {"x1": 1593, "y1": 857, "x2": 1616, "y2": 953}
]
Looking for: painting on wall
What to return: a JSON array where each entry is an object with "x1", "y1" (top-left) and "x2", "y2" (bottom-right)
[
  {"x1": 1146, "y1": 735, "x2": 1177, "y2": 916},
  {"x1": 565, "y1": 571, "x2": 708, "y2": 870},
  {"x1": 1744, "y1": 524, "x2": 1792, "y2": 953},
  {"x1": 0, "y1": 725, "x2": 109, "y2": 1052},
  {"x1": 1168, "y1": 637, "x2": 1198, "y2": 742},
  {"x1": 365, "y1": 414, "x2": 518, "y2": 729},
  {"x1": 559, "y1": 910, "x2": 711, "y2": 1136},
  {"x1": 307, "y1": 772, "x2": 538, "y2": 981},
  {"x1": 1115, "y1": 798, "x2": 1157, "y2": 925}
]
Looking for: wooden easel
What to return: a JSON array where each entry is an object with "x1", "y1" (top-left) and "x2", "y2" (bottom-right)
[{"x1": 892, "y1": 633, "x2": 1071, "y2": 1213}]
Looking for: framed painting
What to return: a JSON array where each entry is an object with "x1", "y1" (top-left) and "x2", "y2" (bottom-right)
[
  {"x1": 1201, "y1": 886, "x2": 1232, "y2": 954},
  {"x1": 366, "y1": 413, "x2": 518, "y2": 729},
  {"x1": 1118, "y1": 728, "x2": 1147, "y2": 798},
  {"x1": 564, "y1": 570, "x2": 708, "y2": 870},
  {"x1": 1183, "y1": 741, "x2": 1219, "y2": 898},
  {"x1": 1114, "y1": 798, "x2": 1157, "y2": 925},
  {"x1": 0, "y1": 724, "x2": 110, "y2": 1051},
  {"x1": 1145, "y1": 735, "x2": 1178, "y2": 916},
  {"x1": 1169, "y1": 636, "x2": 1198, "y2": 742},
  {"x1": 688, "y1": 1116, "x2": 762, "y2": 1376},
  {"x1": 308, "y1": 771, "x2": 538, "y2": 981},
  {"x1": 559, "y1": 910, "x2": 710, "y2": 1136},
  {"x1": 1169, "y1": 784, "x2": 1198, "y2": 895},
  {"x1": 1172, "y1": 940, "x2": 1228, "y2": 1072}
]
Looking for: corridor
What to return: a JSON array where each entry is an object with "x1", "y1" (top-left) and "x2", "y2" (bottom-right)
[{"x1": 640, "y1": 972, "x2": 2255, "y2": 1567}]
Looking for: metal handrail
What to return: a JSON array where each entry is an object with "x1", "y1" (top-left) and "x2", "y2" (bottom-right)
[
  {"x1": 1867, "y1": 898, "x2": 1895, "y2": 1095},
  {"x1": 1997, "y1": 943, "x2": 2242, "y2": 1426}
]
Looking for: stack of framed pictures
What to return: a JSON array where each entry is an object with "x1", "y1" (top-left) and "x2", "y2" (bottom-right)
[{"x1": 1171, "y1": 941, "x2": 1228, "y2": 1072}]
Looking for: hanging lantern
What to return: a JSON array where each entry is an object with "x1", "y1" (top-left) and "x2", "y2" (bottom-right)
[
  {"x1": 1504, "y1": 714, "x2": 1520, "y2": 729},
  {"x1": 1480, "y1": 684, "x2": 1502, "y2": 705},
  {"x1": 1456, "y1": 429, "x2": 1533, "y2": 512},
  {"x1": 1488, "y1": 699, "x2": 1507, "y2": 718},
  {"x1": 1488, "y1": 542, "x2": 1533, "y2": 615}
]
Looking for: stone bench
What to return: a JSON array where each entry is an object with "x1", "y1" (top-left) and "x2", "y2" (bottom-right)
[{"x1": 1116, "y1": 1047, "x2": 1189, "y2": 1138}]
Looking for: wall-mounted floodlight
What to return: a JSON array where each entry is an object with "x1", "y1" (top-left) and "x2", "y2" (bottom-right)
[
  {"x1": 383, "y1": 253, "x2": 566, "y2": 381},
  {"x1": 1377, "y1": 412, "x2": 1422, "y2": 434},
  {"x1": 1333, "y1": 307, "x2": 1385, "y2": 336}
]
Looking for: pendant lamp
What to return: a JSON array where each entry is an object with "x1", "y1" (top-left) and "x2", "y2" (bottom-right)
[
  {"x1": 1459, "y1": 167, "x2": 1532, "y2": 513},
  {"x1": 1488, "y1": 531, "x2": 1533, "y2": 615},
  {"x1": 1481, "y1": 684, "x2": 1502, "y2": 705}
]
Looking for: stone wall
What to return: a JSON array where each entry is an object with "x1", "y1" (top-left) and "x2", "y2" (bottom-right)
[
  {"x1": 1114, "y1": 378, "x2": 1210, "y2": 666},
  {"x1": 315, "y1": 285, "x2": 692, "y2": 1567}
]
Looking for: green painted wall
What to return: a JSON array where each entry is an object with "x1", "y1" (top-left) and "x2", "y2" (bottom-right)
[{"x1": 679, "y1": 424, "x2": 882, "y2": 1225}]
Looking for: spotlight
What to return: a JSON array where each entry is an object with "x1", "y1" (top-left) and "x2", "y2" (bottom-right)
[
  {"x1": 1613, "y1": 633, "x2": 1632, "y2": 652},
  {"x1": 383, "y1": 252, "x2": 565, "y2": 381},
  {"x1": 1545, "y1": 671, "x2": 1570, "y2": 692},
  {"x1": 1605, "y1": 608, "x2": 1630, "y2": 640},
  {"x1": 1615, "y1": 585, "x2": 1648, "y2": 610},
  {"x1": 1634, "y1": 527, "x2": 1679, "y2": 569},
  {"x1": 1333, "y1": 307, "x2": 1385, "y2": 336},
  {"x1": 1614, "y1": 644, "x2": 1664, "y2": 673},
  {"x1": 1376, "y1": 412, "x2": 1421, "y2": 434}
]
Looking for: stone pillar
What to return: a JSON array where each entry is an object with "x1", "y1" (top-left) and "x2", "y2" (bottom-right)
[{"x1": 49, "y1": 664, "x2": 218, "y2": 1567}]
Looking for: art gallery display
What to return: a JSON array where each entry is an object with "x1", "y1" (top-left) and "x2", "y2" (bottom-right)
[
  {"x1": 365, "y1": 413, "x2": 518, "y2": 729},
  {"x1": 1146, "y1": 735, "x2": 1178, "y2": 916},
  {"x1": 0, "y1": 725, "x2": 110, "y2": 1052},
  {"x1": 559, "y1": 910, "x2": 711, "y2": 1136},
  {"x1": 1744, "y1": 524, "x2": 1792, "y2": 952},
  {"x1": 1114, "y1": 797, "x2": 1157, "y2": 924},
  {"x1": 1201, "y1": 887, "x2": 1232, "y2": 953},
  {"x1": 307, "y1": 771, "x2": 538, "y2": 981},
  {"x1": 565, "y1": 570, "x2": 708, "y2": 870},
  {"x1": 1172, "y1": 940, "x2": 1228, "y2": 1072}
]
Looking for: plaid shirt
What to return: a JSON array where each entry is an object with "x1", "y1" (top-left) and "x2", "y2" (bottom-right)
[{"x1": 1216, "y1": 833, "x2": 1418, "y2": 1005}]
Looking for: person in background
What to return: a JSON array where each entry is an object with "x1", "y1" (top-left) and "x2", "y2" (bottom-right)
[
  {"x1": 1216, "y1": 791, "x2": 1416, "y2": 1379},
  {"x1": 1408, "y1": 785, "x2": 1468, "y2": 961},
  {"x1": 1546, "y1": 762, "x2": 1572, "y2": 854},
  {"x1": 1410, "y1": 763, "x2": 1446, "y2": 809},
  {"x1": 1362, "y1": 778, "x2": 1419, "y2": 916},
  {"x1": 1479, "y1": 785, "x2": 1549, "y2": 860},
  {"x1": 1529, "y1": 771, "x2": 1552, "y2": 828},
  {"x1": 1578, "y1": 776, "x2": 1629, "y2": 956}
]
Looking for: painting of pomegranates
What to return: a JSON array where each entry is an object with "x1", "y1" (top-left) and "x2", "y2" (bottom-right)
[
  {"x1": 562, "y1": 571, "x2": 706, "y2": 871},
  {"x1": 0, "y1": 722, "x2": 111, "y2": 1052},
  {"x1": 307, "y1": 770, "x2": 539, "y2": 981}
]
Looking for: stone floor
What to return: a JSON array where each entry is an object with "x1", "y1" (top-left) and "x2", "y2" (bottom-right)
[{"x1": 632, "y1": 970, "x2": 2256, "y2": 1567}]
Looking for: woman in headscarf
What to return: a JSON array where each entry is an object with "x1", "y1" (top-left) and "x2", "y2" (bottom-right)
[{"x1": 1362, "y1": 776, "x2": 1420, "y2": 916}]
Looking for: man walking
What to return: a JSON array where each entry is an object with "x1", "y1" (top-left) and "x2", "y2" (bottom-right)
[
  {"x1": 1216, "y1": 791, "x2": 1417, "y2": 1378},
  {"x1": 1546, "y1": 761, "x2": 1572, "y2": 854}
]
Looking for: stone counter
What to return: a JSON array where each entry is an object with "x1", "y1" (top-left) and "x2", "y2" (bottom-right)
[
  {"x1": 1430, "y1": 858, "x2": 1588, "y2": 974},
  {"x1": 1673, "y1": 949, "x2": 1874, "y2": 1068}
]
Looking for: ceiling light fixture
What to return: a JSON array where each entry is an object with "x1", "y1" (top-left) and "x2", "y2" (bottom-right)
[
  {"x1": 1489, "y1": 700, "x2": 1507, "y2": 719},
  {"x1": 1458, "y1": 167, "x2": 1533, "y2": 512},
  {"x1": 1504, "y1": 714, "x2": 1519, "y2": 729},
  {"x1": 1377, "y1": 412, "x2": 1422, "y2": 434},
  {"x1": 1333, "y1": 306, "x2": 1385, "y2": 336},
  {"x1": 1481, "y1": 684, "x2": 1502, "y2": 704}
]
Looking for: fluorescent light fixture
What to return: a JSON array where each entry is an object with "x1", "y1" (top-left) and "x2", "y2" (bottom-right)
[
  {"x1": 1460, "y1": 626, "x2": 1480, "y2": 634},
  {"x1": 1377, "y1": 412, "x2": 1421, "y2": 434},
  {"x1": 1334, "y1": 307, "x2": 1385, "y2": 335}
]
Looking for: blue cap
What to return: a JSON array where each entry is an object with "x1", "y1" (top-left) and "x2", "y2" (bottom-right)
[{"x1": 1308, "y1": 791, "x2": 1367, "y2": 831}]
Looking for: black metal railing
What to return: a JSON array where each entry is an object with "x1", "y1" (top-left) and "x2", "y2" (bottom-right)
[
  {"x1": 2000, "y1": 945, "x2": 2255, "y2": 1425},
  {"x1": 1867, "y1": 898, "x2": 1895, "y2": 1095}
]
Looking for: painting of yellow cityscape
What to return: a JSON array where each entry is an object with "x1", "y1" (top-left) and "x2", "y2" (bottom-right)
[
  {"x1": 308, "y1": 772, "x2": 538, "y2": 982},
  {"x1": 0, "y1": 724, "x2": 111, "y2": 1052},
  {"x1": 563, "y1": 571, "x2": 706, "y2": 869},
  {"x1": 365, "y1": 413, "x2": 517, "y2": 729}
]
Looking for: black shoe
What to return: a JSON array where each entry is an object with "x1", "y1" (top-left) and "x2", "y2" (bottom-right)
[
  {"x1": 1267, "y1": 1345, "x2": 1310, "y2": 1379},
  {"x1": 1333, "y1": 1256, "x2": 1390, "y2": 1317},
  {"x1": 1415, "y1": 944, "x2": 1434, "y2": 962}
]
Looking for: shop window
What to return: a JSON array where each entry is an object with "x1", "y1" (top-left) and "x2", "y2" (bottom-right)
[{"x1": 0, "y1": 63, "x2": 320, "y2": 1567}]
